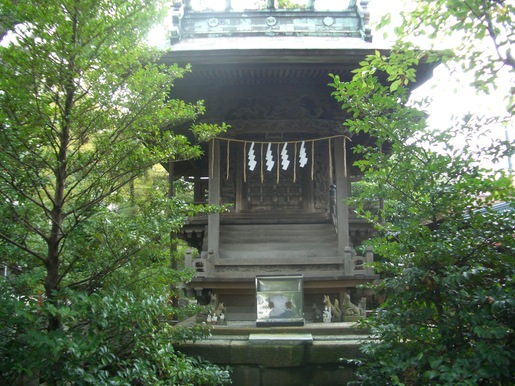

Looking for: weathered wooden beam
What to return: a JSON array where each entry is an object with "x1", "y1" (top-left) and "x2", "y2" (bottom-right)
[
  {"x1": 334, "y1": 136, "x2": 350, "y2": 253},
  {"x1": 208, "y1": 139, "x2": 221, "y2": 261}
]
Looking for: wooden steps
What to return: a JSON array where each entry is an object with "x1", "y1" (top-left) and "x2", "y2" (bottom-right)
[{"x1": 218, "y1": 223, "x2": 339, "y2": 260}]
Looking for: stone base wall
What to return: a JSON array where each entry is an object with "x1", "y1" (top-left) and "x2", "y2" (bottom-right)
[
  {"x1": 230, "y1": 364, "x2": 356, "y2": 386},
  {"x1": 176, "y1": 327, "x2": 367, "y2": 386}
]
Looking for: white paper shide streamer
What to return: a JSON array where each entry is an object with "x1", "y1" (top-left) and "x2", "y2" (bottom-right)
[
  {"x1": 241, "y1": 137, "x2": 343, "y2": 176},
  {"x1": 265, "y1": 143, "x2": 274, "y2": 171},
  {"x1": 299, "y1": 141, "x2": 308, "y2": 168},
  {"x1": 281, "y1": 143, "x2": 290, "y2": 170},
  {"x1": 248, "y1": 142, "x2": 257, "y2": 171}
]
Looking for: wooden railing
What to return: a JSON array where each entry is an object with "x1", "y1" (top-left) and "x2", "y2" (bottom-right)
[{"x1": 169, "y1": 0, "x2": 372, "y2": 43}]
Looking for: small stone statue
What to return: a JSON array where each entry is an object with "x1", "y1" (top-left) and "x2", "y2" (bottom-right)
[
  {"x1": 358, "y1": 297, "x2": 367, "y2": 316},
  {"x1": 323, "y1": 306, "x2": 332, "y2": 323},
  {"x1": 342, "y1": 292, "x2": 363, "y2": 316},
  {"x1": 196, "y1": 294, "x2": 227, "y2": 324},
  {"x1": 323, "y1": 295, "x2": 342, "y2": 322},
  {"x1": 214, "y1": 302, "x2": 226, "y2": 316}
]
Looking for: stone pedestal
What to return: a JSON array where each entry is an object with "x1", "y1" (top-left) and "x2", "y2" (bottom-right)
[{"x1": 343, "y1": 315, "x2": 364, "y2": 323}]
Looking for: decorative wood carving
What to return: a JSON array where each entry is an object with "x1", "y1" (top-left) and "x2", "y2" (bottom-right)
[
  {"x1": 313, "y1": 142, "x2": 330, "y2": 211},
  {"x1": 226, "y1": 119, "x2": 345, "y2": 135},
  {"x1": 228, "y1": 96, "x2": 325, "y2": 120},
  {"x1": 215, "y1": 264, "x2": 340, "y2": 273}
]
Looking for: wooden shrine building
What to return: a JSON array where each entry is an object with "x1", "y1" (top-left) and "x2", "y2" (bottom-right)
[{"x1": 161, "y1": 0, "x2": 434, "y2": 320}]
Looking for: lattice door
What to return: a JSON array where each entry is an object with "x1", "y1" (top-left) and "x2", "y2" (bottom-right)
[{"x1": 245, "y1": 164, "x2": 304, "y2": 211}]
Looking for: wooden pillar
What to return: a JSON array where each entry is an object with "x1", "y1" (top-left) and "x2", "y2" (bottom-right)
[
  {"x1": 334, "y1": 136, "x2": 350, "y2": 252},
  {"x1": 208, "y1": 139, "x2": 221, "y2": 260},
  {"x1": 235, "y1": 144, "x2": 243, "y2": 212},
  {"x1": 193, "y1": 175, "x2": 202, "y2": 203}
]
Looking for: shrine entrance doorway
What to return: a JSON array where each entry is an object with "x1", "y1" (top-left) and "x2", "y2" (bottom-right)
[
  {"x1": 219, "y1": 139, "x2": 330, "y2": 221},
  {"x1": 242, "y1": 162, "x2": 311, "y2": 213}
]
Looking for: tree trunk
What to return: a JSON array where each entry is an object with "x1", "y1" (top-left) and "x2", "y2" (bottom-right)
[
  {"x1": 43, "y1": 4, "x2": 77, "y2": 333},
  {"x1": 44, "y1": 251, "x2": 61, "y2": 331}
]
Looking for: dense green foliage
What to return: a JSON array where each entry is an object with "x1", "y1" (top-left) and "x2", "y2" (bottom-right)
[
  {"x1": 0, "y1": 283, "x2": 230, "y2": 385},
  {"x1": 0, "y1": 0, "x2": 229, "y2": 384},
  {"x1": 332, "y1": 64, "x2": 514, "y2": 384},
  {"x1": 331, "y1": 1, "x2": 514, "y2": 384}
]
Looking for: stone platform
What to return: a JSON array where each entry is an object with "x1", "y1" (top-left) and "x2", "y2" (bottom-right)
[{"x1": 175, "y1": 320, "x2": 371, "y2": 386}]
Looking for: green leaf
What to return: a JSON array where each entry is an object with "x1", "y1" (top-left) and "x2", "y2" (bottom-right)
[{"x1": 390, "y1": 80, "x2": 402, "y2": 92}]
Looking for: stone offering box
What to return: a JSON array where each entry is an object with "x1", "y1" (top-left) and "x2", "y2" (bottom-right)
[{"x1": 256, "y1": 275, "x2": 304, "y2": 327}]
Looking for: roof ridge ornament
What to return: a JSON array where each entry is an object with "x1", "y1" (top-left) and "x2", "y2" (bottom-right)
[
  {"x1": 357, "y1": 0, "x2": 372, "y2": 42},
  {"x1": 169, "y1": 0, "x2": 374, "y2": 43}
]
